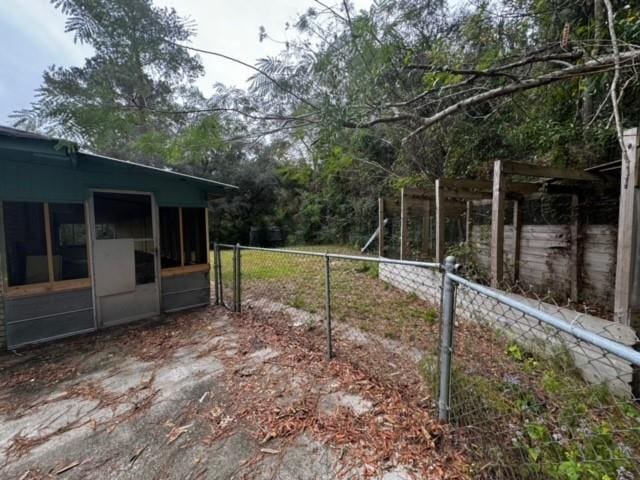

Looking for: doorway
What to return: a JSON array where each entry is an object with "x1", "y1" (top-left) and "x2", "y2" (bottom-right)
[{"x1": 91, "y1": 191, "x2": 160, "y2": 327}]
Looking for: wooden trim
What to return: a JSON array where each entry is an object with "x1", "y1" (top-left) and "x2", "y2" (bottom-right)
[
  {"x1": 378, "y1": 197, "x2": 385, "y2": 257},
  {"x1": 205, "y1": 206, "x2": 211, "y2": 263},
  {"x1": 6, "y1": 277, "x2": 92, "y2": 299},
  {"x1": 161, "y1": 263, "x2": 210, "y2": 278},
  {"x1": 438, "y1": 179, "x2": 541, "y2": 195},
  {"x1": 84, "y1": 201, "x2": 93, "y2": 279},
  {"x1": 43, "y1": 203, "x2": 55, "y2": 284},
  {"x1": 502, "y1": 161, "x2": 601, "y2": 181},
  {"x1": 491, "y1": 160, "x2": 505, "y2": 288},
  {"x1": 178, "y1": 207, "x2": 185, "y2": 267}
]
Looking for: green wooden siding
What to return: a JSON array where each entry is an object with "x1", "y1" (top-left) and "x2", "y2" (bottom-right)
[{"x1": 0, "y1": 138, "x2": 231, "y2": 208}]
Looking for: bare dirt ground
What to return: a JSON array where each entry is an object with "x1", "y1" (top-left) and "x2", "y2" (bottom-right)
[{"x1": 0, "y1": 301, "x2": 466, "y2": 480}]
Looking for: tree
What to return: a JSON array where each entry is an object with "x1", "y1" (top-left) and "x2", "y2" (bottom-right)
[{"x1": 14, "y1": 0, "x2": 204, "y2": 164}]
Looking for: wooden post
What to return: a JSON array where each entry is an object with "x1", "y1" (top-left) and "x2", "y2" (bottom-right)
[
  {"x1": 378, "y1": 197, "x2": 385, "y2": 257},
  {"x1": 435, "y1": 180, "x2": 445, "y2": 263},
  {"x1": 614, "y1": 128, "x2": 640, "y2": 326},
  {"x1": 400, "y1": 188, "x2": 408, "y2": 260},
  {"x1": 465, "y1": 201, "x2": 472, "y2": 244},
  {"x1": 421, "y1": 200, "x2": 431, "y2": 258},
  {"x1": 512, "y1": 200, "x2": 522, "y2": 283},
  {"x1": 491, "y1": 160, "x2": 505, "y2": 288},
  {"x1": 43, "y1": 203, "x2": 55, "y2": 284},
  {"x1": 205, "y1": 207, "x2": 211, "y2": 267},
  {"x1": 569, "y1": 195, "x2": 581, "y2": 302},
  {"x1": 178, "y1": 207, "x2": 185, "y2": 267}
]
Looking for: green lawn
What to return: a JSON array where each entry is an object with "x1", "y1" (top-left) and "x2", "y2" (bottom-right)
[{"x1": 211, "y1": 245, "x2": 440, "y2": 346}]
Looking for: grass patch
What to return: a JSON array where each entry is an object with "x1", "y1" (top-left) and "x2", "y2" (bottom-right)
[
  {"x1": 213, "y1": 245, "x2": 441, "y2": 349},
  {"x1": 422, "y1": 336, "x2": 640, "y2": 480}
]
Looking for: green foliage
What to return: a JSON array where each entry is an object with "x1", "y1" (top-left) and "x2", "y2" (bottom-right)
[
  {"x1": 15, "y1": 0, "x2": 640, "y2": 250},
  {"x1": 16, "y1": 0, "x2": 204, "y2": 164}
]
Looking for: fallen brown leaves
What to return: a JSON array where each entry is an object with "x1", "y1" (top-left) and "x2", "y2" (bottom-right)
[{"x1": 208, "y1": 310, "x2": 468, "y2": 479}]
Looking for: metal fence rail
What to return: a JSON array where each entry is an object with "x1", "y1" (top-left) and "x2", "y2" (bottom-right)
[
  {"x1": 442, "y1": 257, "x2": 640, "y2": 480},
  {"x1": 212, "y1": 244, "x2": 640, "y2": 479}
]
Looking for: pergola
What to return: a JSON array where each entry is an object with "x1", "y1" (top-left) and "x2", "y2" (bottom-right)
[{"x1": 377, "y1": 127, "x2": 640, "y2": 329}]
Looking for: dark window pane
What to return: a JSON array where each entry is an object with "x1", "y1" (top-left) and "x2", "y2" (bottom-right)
[
  {"x1": 94, "y1": 193, "x2": 152, "y2": 240},
  {"x1": 159, "y1": 207, "x2": 181, "y2": 268},
  {"x1": 182, "y1": 208, "x2": 207, "y2": 265},
  {"x1": 135, "y1": 240, "x2": 156, "y2": 284},
  {"x1": 49, "y1": 203, "x2": 89, "y2": 281},
  {"x1": 3, "y1": 202, "x2": 47, "y2": 286},
  {"x1": 93, "y1": 193, "x2": 156, "y2": 285}
]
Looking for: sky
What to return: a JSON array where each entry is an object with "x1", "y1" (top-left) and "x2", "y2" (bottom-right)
[{"x1": 0, "y1": 0, "x2": 373, "y2": 124}]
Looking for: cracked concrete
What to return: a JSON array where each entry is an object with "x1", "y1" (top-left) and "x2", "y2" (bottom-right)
[{"x1": 0, "y1": 301, "x2": 433, "y2": 479}]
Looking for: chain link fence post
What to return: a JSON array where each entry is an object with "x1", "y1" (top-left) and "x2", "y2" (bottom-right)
[
  {"x1": 324, "y1": 254, "x2": 333, "y2": 359},
  {"x1": 213, "y1": 242, "x2": 220, "y2": 305},
  {"x1": 235, "y1": 243, "x2": 242, "y2": 313},
  {"x1": 232, "y1": 244, "x2": 238, "y2": 312},
  {"x1": 438, "y1": 255, "x2": 456, "y2": 422},
  {"x1": 216, "y1": 243, "x2": 224, "y2": 306}
]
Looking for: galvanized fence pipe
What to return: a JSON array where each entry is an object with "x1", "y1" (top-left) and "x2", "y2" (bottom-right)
[
  {"x1": 232, "y1": 244, "x2": 238, "y2": 313},
  {"x1": 447, "y1": 272, "x2": 640, "y2": 367},
  {"x1": 236, "y1": 245, "x2": 440, "y2": 269},
  {"x1": 324, "y1": 254, "x2": 333, "y2": 359},
  {"x1": 212, "y1": 243, "x2": 220, "y2": 305},
  {"x1": 235, "y1": 243, "x2": 242, "y2": 313},
  {"x1": 216, "y1": 244, "x2": 223, "y2": 305},
  {"x1": 438, "y1": 256, "x2": 456, "y2": 422}
]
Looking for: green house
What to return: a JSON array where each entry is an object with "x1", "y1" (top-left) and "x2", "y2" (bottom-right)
[{"x1": 0, "y1": 126, "x2": 236, "y2": 349}]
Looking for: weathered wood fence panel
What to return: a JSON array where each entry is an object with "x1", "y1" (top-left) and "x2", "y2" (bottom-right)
[{"x1": 471, "y1": 224, "x2": 616, "y2": 307}]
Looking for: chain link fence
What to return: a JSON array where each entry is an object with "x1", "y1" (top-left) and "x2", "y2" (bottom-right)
[
  {"x1": 444, "y1": 265, "x2": 640, "y2": 480},
  {"x1": 212, "y1": 244, "x2": 640, "y2": 479}
]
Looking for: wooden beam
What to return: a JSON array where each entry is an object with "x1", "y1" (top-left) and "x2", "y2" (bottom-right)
[
  {"x1": 512, "y1": 200, "x2": 522, "y2": 283},
  {"x1": 502, "y1": 161, "x2": 601, "y2": 181},
  {"x1": 378, "y1": 197, "x2": 385, "y2": 257},
  {"x1": 614, "y1": 128, "x2": 640, "y2": 326},
  {"x1": 6, "y1": 278, "x2": 91, "y2": 299},
  {"x1": 438, "y1": 178, "x2": 542, "y2": 195},
  {"x1": 421, "y1": 200, "x2": 431, "y2": 257},
  {"x1": 84, "y1": 201, "x2": 94, "y2": 280},
  {"x1": 400, "y1": 188, "x2": 408, "y2": 260},
  {"x1": 435, "y1": 180, "x2": 444, "y2": 263},
  {"x1": 205, "y1": 207, "x2": 211, "y2": 267},
  {"x1": 43, "y1": 203, "x2": 55, "y2": 284},
  {"x1": 178, "y1": 207, "x2": 185, "y2": 267},
  {"x1": 491, "y1": 161, "x2": 505, "y2": 288},
  {"x1": 569, "y1": 195, "x2": 581, "y2": 302},
  {"x1": 441, "y1": 189, "x2": 492, "y2": 200},
  {"x1": 161, "y1": 263, "x2": 210, "y2": 278}
]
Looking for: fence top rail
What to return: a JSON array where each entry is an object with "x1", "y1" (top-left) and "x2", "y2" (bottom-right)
[
  {"x1": 447, "y1": 272, "x2": 640, "y2": 367},
  {"x1": 221, "y1": 244, "x2": 441, "y2": 269}
]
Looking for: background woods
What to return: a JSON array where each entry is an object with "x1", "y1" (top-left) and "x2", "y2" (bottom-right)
[{"x1": 13, "y1": 0, "x2": 640, "y2": 245}]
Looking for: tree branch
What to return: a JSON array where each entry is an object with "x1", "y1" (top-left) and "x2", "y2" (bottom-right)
[{"x1": 400, "y1": 48, "x2": 640, "y2": 141}]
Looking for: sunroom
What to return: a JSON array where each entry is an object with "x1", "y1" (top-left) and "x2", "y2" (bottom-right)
[{"x1": 0, "y1": 126, "x2": 236, "y2": 349}]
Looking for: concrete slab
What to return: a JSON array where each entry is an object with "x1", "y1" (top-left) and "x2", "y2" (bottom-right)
[{"x1": 0, "y1": 303, "x2": 451, "y2": 479}]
